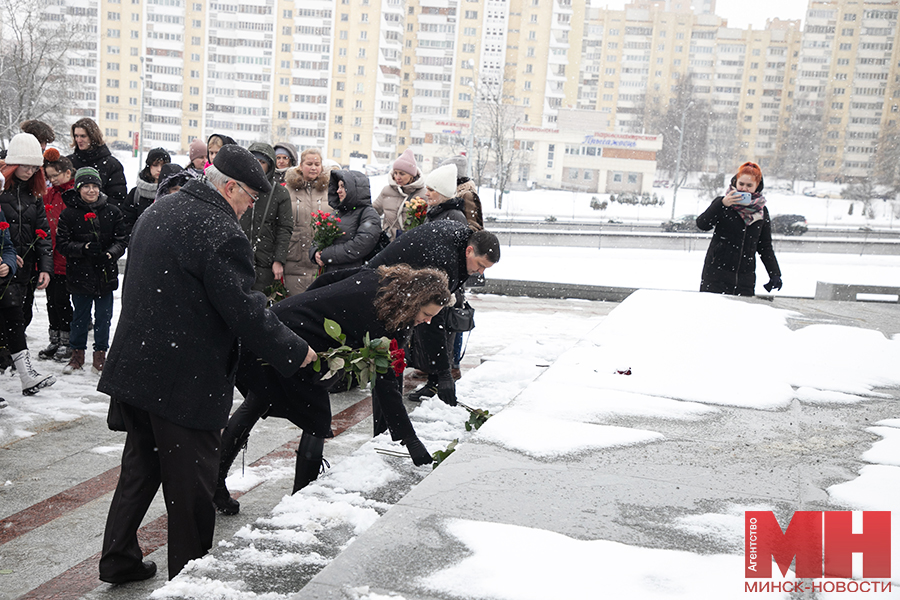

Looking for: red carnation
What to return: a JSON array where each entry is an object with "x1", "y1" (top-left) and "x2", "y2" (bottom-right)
[
  {"x1": 84, "y1": 212, "x2": 97, "y2": 221},
  {"x1": 35, "y1": 229, "x2": 48, "y2": 239},
  {"x1": 0, "y1": 222, "x2": 8, "y2": 230}
]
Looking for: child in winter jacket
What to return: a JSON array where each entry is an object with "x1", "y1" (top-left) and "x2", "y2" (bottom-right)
[{"x1": 57, "y1": 167, "x2": 128, "y2": 375}]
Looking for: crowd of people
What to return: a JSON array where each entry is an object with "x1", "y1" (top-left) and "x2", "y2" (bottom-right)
[{"x1": 1, "y1": 116, "x2": 782, "y2": 585}]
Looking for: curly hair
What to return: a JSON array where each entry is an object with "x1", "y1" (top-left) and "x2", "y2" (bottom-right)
[
  {"x1": 374, "y1": 264, "x2": 451, "y2": 332},
  {"x1": 20, "y1": 120, "x2": 55, "y2": 145},
  {"x1": 71, "y1": 118, "x2": 104, "y2": 148}
]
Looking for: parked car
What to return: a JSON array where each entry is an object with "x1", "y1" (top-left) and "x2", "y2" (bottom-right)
[
  {"x1": 771, "y1": 214, "x2": 808, "y2": 236},
  {"x1": 661, "y1": 214, "x2": 700, "y2": 232}
]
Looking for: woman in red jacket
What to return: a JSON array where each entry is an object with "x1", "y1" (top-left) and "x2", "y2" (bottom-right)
[{"x1": 39, "y1": 149, "x2": 75, "y2": 361}]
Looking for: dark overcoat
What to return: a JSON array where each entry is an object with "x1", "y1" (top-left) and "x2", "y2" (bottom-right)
[
  {"x1": 425, "y1": 196, "x2": 467, "y2": 226},
  {"x1": 97, "y1": 178, "x2": 310, "y2": 431},
  {"x1": 57, "y1": 191, "x2": 128, "y2": 296},
  {"x1": 67, "y1": 144, "x2": 128, "y2": 206}
]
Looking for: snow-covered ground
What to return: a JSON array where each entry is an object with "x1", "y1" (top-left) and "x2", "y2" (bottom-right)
[
  {"x1": 142, "y1": 290, "x2": 900, "y2": 600},
  {"x1": 4, "y1": 150, "x2": 897, "y2": 598}
]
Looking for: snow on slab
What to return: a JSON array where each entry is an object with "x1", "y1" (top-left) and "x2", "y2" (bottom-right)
[
  {"x1": 514, "y1": 383, "x2": 719, "y2": 421},
  {"x1": 578, "y1": 289, "x2": 900, "y2": 409},
  {"x1": 673, "y1": 504, "x2": 775, "y2": 554},
  {"x1": 876, "y1": 418, "x2": 900, "y2": 429},
  {"x1": 861, "y1": 426, "x2": 900, "y2": 467},
  {"x1": 420, "y1": 519, "x2": 790, "y2": 600},
  {"x1": 477, "y1": 410, "x2": 664, "y2": 457}
]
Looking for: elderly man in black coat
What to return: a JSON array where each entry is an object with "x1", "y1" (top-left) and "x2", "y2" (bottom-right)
[
  {"x1": 312, "y1": 220, "x2": 500, "y2": 406},
  {"x1": 97, "y1": 145, "x2": 316, "y2": 584}
]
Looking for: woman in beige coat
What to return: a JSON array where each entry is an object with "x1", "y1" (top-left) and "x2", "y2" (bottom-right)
[
  {"x1": 283, "y1": 148, "x2": 332, "y2": 295},
  {"x1": 373, "y1": 149, "x2": 425, "y2": 241}
]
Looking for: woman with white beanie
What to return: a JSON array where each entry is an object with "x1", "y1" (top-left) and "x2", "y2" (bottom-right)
[
  {"x1": 373, "y1": 148, "x2": 426, "y2": 240},
  {"x1": 424, "y1": 163, "x2": 467, "y2": 225},
  {"x1": 0, "y1": 133, "x2": 56, "y2": 396}
]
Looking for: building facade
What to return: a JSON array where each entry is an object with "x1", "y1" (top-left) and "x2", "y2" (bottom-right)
[{"x1": 57, "y1": 0, "x2": 895, "y2": 184}]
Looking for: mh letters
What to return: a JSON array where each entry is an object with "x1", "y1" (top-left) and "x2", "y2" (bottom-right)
[{"x1": 745, "y1": 511, "x2": 891, "y2": 579}]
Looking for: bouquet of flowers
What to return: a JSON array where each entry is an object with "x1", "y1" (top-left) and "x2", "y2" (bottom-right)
[
  {"x1": 312, "y1": 318, "x2": 406, "y2": 390},
  {"x1": 403, "y1": 197, "x2": 428, "y2": 230},
  {"x1": 263, "y1": 278, "x2": 289, "y2": 306},
  {"x1": 310, "y1": 210, "x2": 342, "y2": 251}
]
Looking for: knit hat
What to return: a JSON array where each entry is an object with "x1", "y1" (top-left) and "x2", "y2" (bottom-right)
[
  {"x1": 146, "y1": 147, "x2": 171, "y2": 167},
  {"x1": 75, "y1": 167, "x2": 102, "y2": 189},
  {"x1": 425, "y1": 164, "x2": 458, "y2": 198},
  {"x1": 5, "y1": 133, "x2": 44, "y2": 167},
  {"x1": 438, "y1": 155, "x2": 468, "y2": 180},
  {"x1": 392, "y1": 149, "x2": 417, "y2": 177},
  {"x1": 43, "y1": 148, "x2": 61, "y2": 162},
  {"x1": 274, "y1": 146, "x2": 290, "y2": 158},
  {"x1": 158, "y1": 162, "x2": 183, "y2": 182},
  {"x1": 189, "y1": 138, "x2": 206, "y2": 162},
  {"x1": 212, "y1": 144, "x2": 272, "y2": 194}
]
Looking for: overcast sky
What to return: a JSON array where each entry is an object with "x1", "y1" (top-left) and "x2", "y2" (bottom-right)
[{"x1": 593, "y1": 0, "x2": 809, "y2": 30}]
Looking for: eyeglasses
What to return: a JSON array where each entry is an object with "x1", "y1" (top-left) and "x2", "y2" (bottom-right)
[
  {"x1": 235, "y1": 182, "x2": 259, "y2": 203},
  {"x1": 19, "y1": 165, "x2": 40, "y2": 173}
]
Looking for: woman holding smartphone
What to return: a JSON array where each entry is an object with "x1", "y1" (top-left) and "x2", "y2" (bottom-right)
[{"x1": 696, "y1": 161, "x2": 782, "y2": 297}]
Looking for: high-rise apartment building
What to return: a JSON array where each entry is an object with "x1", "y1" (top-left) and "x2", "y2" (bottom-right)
[{"x1": 58, "y1": 0, "x2": 894, "y2": 185}]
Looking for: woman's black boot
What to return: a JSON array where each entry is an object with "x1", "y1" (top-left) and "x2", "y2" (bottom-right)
[{"x1": 293, "y1": 432, "x2": 327, "y2": 493}]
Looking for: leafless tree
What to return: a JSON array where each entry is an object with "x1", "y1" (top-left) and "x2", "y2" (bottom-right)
[
  {"x1": 772, "y1": 95, "x2": 822, "y2": 189},
  {"x1": 871, "y1": 122, "x2": 900, "y2": 199},
  {"x1": 707, "y1": 110, "x2": 739, "y2": 175},
  {"x1": 0, "y1": 0, "x2": 82, "y2": 146}
]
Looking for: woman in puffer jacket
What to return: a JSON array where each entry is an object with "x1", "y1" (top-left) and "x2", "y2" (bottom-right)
[
  {"x1": 373, "y1": 149, "x2": 425, "y2": 241},
  {"x1": 310, "y1": 170, "x2": 381, "y2": 274},
  {"x1": 283, "y1": 148, "x2": 332, "y2": 295}
]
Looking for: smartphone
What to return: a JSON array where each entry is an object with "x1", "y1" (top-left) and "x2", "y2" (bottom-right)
[{"x1": 735, "y1": 192, "x2": 753, "y2": 205}]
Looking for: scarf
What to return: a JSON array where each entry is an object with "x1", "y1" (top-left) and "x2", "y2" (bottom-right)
[{"x1": 728, "y1": 185, "x2": 766, "y2": 225}]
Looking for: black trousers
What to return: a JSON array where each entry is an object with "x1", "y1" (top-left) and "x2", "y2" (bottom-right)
[
  {"x1": 44, "y1": 274, "x2": 73, "y2": 332},
  {"x1": 100, "y1": 402, "x2": 220, "y2": 580},
  {"x1": 0, "y1": 304, "x2": 27, "y2": 353}
]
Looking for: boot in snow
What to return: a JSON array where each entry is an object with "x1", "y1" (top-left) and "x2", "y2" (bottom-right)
[
  {"x1": 63, "y1": 349, "x2": 85, "y2": 374},
  {"x1": 38, "y1": 330, "x2": 60, "y2": 360},
  {"x1": 292, "y1": 432, "x2": 327, "y2": 493},
  {"x1": 402, "y1": 436, "x2": 434, "y2": 466},
  {"x1": 13, "y1": 350, "x2": 56, "y2": 395},
  {"x1": 53, "y1": 331, "x2": 73, "y2": 362},
  {"x1": 92, "y1": 350, "x2": 106, "y2": 374},
  {"x1": 214, "y1": 426, "x2": 251, "y2": 515},
  {"x1": 407, "y1": 374, "x2": 439, "y2": 402}
]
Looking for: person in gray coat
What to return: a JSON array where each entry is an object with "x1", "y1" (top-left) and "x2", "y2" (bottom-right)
[
  {"x1": 311, "y1": 169, "x2": 381, "y2": 273},
  {"x1": 97, "y1": 145, "x2": 316, "y2": 584},
  {"x1": 244, "y1": 142, "x2": 294, "y2": 292}
]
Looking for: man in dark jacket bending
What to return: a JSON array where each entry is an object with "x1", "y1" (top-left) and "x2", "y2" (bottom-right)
[
  {"x1": 97, "y1": 145, "x2": 316, "y2": 583},
  {"x1": 366, "y1": 221, "x2": 499, "y2": 404}
]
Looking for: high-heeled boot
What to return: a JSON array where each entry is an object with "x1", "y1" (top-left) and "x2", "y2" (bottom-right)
[
  {"x1": 292, "y1": 432, "x2": 326, "y2": 494},
  {"x1": 213, "y1": 427, "x2": 250, "y2": 515}
]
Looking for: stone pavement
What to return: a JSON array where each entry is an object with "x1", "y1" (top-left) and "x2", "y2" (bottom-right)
[{"x1": 1, "y1": 292, "x2": 898, "y2": 599}]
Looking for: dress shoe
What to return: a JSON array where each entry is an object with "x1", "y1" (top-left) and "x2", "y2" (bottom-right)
[{"x1": 99, "y1": 560, "x2": 157, "y2": 584}]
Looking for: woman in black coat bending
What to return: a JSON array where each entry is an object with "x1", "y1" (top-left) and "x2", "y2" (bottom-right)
[
  {"x1": 214, "y1": 264, "x2": 451, "y2": 515},
  {"x1": 696, "y1": 162, "x2": 782, "y2": 297}
]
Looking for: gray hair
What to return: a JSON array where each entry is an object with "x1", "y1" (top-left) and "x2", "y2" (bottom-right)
[{"x1": 204, "y1": 165, "x2": 230, "y2": 188}]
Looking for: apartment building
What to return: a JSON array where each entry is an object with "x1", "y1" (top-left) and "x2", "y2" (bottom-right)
[{"x1": 59, "y1": 0, "x2": 895, "y2": 184}]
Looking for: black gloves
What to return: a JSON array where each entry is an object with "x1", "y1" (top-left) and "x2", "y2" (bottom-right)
[
  {"x1": 84, "y1": 241, "x2": 104, "y2": 256},
  {"x1": 764, "y1": 275, "x2": 783, "y2": 292},
  {"x1": 437, "y1": 372, "x2": 457, "y2": 406}
]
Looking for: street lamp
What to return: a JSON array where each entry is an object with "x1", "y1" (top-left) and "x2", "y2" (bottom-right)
[{"x1": 670, "y1": 101, "x2": 693, "y2": 220}]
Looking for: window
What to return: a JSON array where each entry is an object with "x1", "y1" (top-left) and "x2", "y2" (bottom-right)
[
  {"x1": 457, "y1": 109, "x2": 470, "y2": 118},
  {"x1": 336, "y1": 82, "x2": 345, "y2": 91},
  {"x1": 336, "y1": 99, "x2": 344, "y2": 107},
  {"x1": 352, "y1": 134, "x2": 360, "y2": 142},
  {"x1": 361, "y1": 13, "x2": 368, "y2": 22},
  {"x1": 357, "y1": 66, "x2": 365, "y2": 75},
  {"x1": 108, "y1": 11, "x2": 120, "y2": 20},
  {"x1": 108, "y1": 45, "x2": 120, "y2": 54},
  {"x1": 341, "y1": 13, "x2": 348, "y2": 21},
  {"x1": 570, "y1": 169, "x2": 579, "y2": 179},
  {"x1": 613, "y1": 173, "x2": 622, "y2": 182},
  {"x1": 106, "y1": 95, "x2": 119, "y2": 103},
  {"x1": 465, "y1": 10, "x2": 477, "y2": 18},
  {"x1": 628, "y1": 174, "x2": 638, "y2": 184},
  {"x1": 131, "y1": 13, "x2": 139, "y2": 21},
  {"x1": 334, "y1": 132, "x2": 342, "y2": 140},
  {"x1": 130, "y1": 64, "x2": 138, "y2": 72}
]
